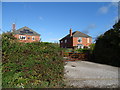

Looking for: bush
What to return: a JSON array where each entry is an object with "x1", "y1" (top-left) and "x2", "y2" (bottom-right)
[
  {"x1": 64, "y1": 48, "x2": 73, "y2": 52},
  {"x1": 76, "y1": 48, "x2": 90, "y2": 53},
  {"x1": 2, "y1": 33, "x2": 64, "y2": 88},
  {"x1": 89, "y1": 43, "x2": 95, "y2": 51}
]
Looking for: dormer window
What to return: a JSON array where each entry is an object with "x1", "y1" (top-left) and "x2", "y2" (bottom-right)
[{"x1": 78, "y1": 37, "x2": 82, "y2": 42}]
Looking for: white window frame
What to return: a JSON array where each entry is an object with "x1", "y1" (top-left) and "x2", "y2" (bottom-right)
[
  {"x1": 78, "y1": 37, "x2": 82, "y2": 43},
  {"x1": 32, "y1": 36, "x2": 35, "y2": 40},
  {"x1": 19, "y1": 35, "x2": 26, "y2": 40},
  {"x1": 65, "y1": 39, "x2": 67, "y2": 43},
  {"x1": 87, "y1": 38, "x2": 90, "y2": 43}
]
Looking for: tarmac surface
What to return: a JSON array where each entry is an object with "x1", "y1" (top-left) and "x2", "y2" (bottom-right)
[{"x1": 64, "y1": 61, "x2": 119, "y2": 88}]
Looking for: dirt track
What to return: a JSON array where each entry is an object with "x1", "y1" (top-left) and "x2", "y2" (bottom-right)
[{"x1": 64, "y1": 61, "x2": 119, "y2": 88}]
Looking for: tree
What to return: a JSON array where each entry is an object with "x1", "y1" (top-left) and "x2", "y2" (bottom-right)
[{"x1": 93, "y1": 20, "x2": 120, "y2": 67}]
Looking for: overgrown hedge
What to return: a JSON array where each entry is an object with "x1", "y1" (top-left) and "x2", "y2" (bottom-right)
[{"x1": 2, "y1": 33, "x2": 64, "y2": 88}]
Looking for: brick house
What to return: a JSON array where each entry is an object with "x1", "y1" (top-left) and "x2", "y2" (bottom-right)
[
  {"x1": 12, "y1": 24, "x2": 40, "y2": 43},
  {"x1": 59, "y1": 29, "x2": 92, "y2": 49}
]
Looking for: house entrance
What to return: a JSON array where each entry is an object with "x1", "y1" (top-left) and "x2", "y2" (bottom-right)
[{"x1": 77, "y1": 44, "x2": 84, "y2": 49}]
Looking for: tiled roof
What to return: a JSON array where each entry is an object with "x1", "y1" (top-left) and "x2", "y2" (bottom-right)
[
  {"x1": 60, "y1": 31, "x2": 91, "y2": 40},
  {"x1": 13, "y1": 26, "x2": 40, "y2": 36},
  {"x1": 72, "y1": 31, "x2": 91, "y2": 37}
]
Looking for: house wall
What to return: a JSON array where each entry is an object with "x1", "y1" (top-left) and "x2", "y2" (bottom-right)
[
  {"x1": 60, "y1": 37, "x2": 73, "y2": 48},
  {"x1": 14, "y1": 34, "x2": 40, "y2": 43},
  {"x1": 60, "y1": 37, "x2": 92, "y2": 48},
  {"x1": 73, "y1": 37, "x2": 92, "y2": 47}
]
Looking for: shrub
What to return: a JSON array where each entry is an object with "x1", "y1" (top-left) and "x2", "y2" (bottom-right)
[
  {"x1": 76, "y1": 48, "x2": 90, "y2": 53},
  {"x1": 2, "y1": 33, "x2": 64, "y2": 88},
  {"x1": 89, "y1": 43, "x2": 95, "y2": 51}
]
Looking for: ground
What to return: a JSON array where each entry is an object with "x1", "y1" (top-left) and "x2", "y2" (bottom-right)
[{"x1": 64, "y1": 61, "x2": 119, "y2": 88}]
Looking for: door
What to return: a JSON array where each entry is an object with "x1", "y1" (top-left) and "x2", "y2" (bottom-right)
[{"x1": 77, "y1": 44, "x2": 84, "y2": 49}]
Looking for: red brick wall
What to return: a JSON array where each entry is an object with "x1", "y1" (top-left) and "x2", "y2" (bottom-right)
[
  {"x1": 60, "y1": 37, "x2": 92, "y2": 48},
  {"x1": 73, "y1": 37, "x2": 92, "y2": 46},
  {"x1": 60, "y1": 37, "x2": 73, "y2": 48},
  {"x1": 14, "y1": 34, "x2": 40, "y2": 43}
]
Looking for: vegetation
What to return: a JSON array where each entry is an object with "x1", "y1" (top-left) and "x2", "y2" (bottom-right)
[
  {"x1": 76, "y1": 48, "x2": 90, "y2": 53},
  {"x1": 91, "y1": 20, "x2": 120, "y2": 67},
  {"x1": 64, "y1": 20, "x2": 120, "y2": 67},
  {"x1": 89, "y1": 43, "x2": 95, "y2": 51},
  {"x1": 2, "y1": 33, "x2": 64, "y2": 88}
]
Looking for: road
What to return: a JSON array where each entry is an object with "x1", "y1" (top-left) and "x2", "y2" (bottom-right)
[{"x1": 64, "y1": 61, "x2": 119, "y2": 88}]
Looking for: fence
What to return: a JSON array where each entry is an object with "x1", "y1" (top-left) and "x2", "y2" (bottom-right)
[{"x1": 61, "y1": 51, "x2": 88, "y2": 61}]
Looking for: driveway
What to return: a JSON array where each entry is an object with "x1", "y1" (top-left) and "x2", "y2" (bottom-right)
[{"x1": 64, "y1": 61, "x2": 119, "y2": 88}]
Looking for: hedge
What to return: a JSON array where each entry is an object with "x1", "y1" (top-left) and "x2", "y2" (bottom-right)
[{"x1": 2, "y1": 33, "x2": 64, "y2": 88}]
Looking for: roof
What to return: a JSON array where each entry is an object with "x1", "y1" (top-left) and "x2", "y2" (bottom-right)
[
  {"x1": 60, "y1": 31, "x2": 91, "y2": 40},
  {"x1": 13, "y1": 26, "x2": 40, "y2": 36}
]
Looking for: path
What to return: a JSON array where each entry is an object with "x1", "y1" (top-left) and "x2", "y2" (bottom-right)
[{"x1": 64, "y1": 61, "x2": 119, "y2": 88}]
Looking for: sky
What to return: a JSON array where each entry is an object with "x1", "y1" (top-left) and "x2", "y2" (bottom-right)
[{"x1": 2, "y1": 2, "x2": 118, "y2": 42}]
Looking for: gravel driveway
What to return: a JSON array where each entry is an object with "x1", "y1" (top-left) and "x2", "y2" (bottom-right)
[{"x1": 64, "y1": 61, "x2": 119, "y2": 88}]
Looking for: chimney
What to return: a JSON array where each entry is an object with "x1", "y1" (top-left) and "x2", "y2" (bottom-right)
[
  {"x1": 70, "y1": 28, "x2": 72, "y2": 36},
  {"x1": 12, "y1": 23, "x2": 16, "y2": 32}
]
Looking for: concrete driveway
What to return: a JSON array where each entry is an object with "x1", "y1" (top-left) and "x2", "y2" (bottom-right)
[{"x1": 64, "y1": 61, "x2": 119, "y2": 88}]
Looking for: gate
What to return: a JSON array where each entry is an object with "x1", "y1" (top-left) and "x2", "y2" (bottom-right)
[{"x1": 62, "y1": 52, "x2": 88, "y2": 61}]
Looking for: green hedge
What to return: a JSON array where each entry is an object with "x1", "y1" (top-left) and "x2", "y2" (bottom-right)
[
  {"x1": 2, "y1": 33, "x2": 64, "y2": 88},
  {"x1": 76, "y1": 48, "x2": 90, "y2": 53}
]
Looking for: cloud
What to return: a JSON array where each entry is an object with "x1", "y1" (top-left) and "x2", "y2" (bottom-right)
[
  {"x1": 111, "y1": 2, "x2": 118, "y2": 7},
  {"x1": 98, "y1": 2, "x2": 118, "y2": 14},
  {"x1": 82, "y1": 24, "x2": 96, "y2": 34},
  {"x1": 38, "y1": 16, "x2": 43, "y2": 20},
  {"x1": 98, "y1": 6, "x2": 109, "y2": 14}
]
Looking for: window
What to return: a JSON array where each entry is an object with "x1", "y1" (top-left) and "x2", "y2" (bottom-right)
[
  {"x1": 61, "y1": 41, "x2": 63, "y2": 43},
  {"x1": 78, "y1": 37, "x2": 82, "y2": 42},
  {"x1": 65, "y1": 39, "x2": 67, "y2": 43},
  {"x1": 32, "y1": 36, "x2": 35, "y2": 40},
  {"x1": 87, "y1": 38, "x2": 90, "y2": 43},
  {"x1": 19, "y1": 35, "x2": 26, "y2": 40},
  {"x1": 28, "y1": 37, "x2": 30, "y2": 39}
]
